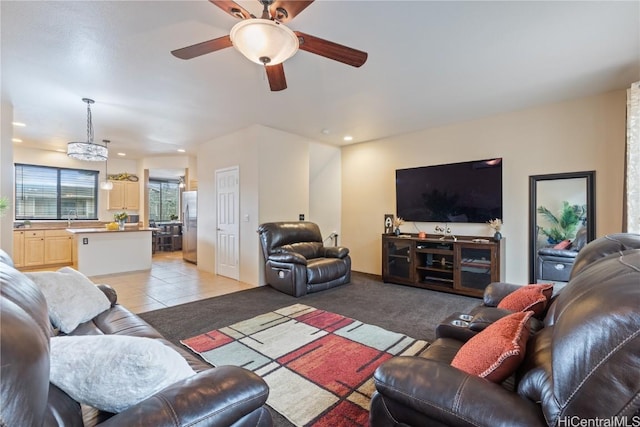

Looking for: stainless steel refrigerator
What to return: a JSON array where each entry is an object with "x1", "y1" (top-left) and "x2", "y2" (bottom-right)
[{"x1": 182, "y1": 191, "x2": 197, "y2": 263}]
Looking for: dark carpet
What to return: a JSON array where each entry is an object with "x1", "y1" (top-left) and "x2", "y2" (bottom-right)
[{"x1": 139, "y1": 272, "x2": 481, "y2": 426}]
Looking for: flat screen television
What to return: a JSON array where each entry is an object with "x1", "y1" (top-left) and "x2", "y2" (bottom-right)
[{"x1": 395, "y1": 158, "x2": 502, "y2": 223}]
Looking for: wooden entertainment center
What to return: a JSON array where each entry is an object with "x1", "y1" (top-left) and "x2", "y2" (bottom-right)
[{"x1": 382, "y1": 234, "x2": 505, "y2": 297}]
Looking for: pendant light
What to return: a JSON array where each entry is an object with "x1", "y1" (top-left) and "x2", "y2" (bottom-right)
[
  {"x1": 100, "y1": 140, "x2": 113, "y2": 190},
  {"x1": 67, "y1": 98, "x2": 108, "y2": 161}
]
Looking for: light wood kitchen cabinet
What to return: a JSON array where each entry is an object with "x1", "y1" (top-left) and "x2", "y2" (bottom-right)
[
  {"x1": 24, "y1": 230, "x2": 45, "y2": 267},
  {"x1": 107, "y1": 181, "x2": 139, "y2": 210},
  {"x1": 13, "y1": 229, "x2": 73, "y2": 269},
  {"x1": 44, "y1": 229, "x2": 73, "y2": 265},
  {"x1": 13, "y1": 231, "x2": 25, "y2": 267}
]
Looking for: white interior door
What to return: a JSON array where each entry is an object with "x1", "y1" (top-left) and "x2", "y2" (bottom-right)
[{"x1": 216, "y1": 167, "x2": 240, "y2": 280}]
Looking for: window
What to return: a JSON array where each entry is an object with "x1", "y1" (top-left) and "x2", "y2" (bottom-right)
[
  {"x1": 148, "y1": 179, "x2": 180, "y2": 222},
  {"x1": 15, "y1": 164, "x2": 99, "y2": 220}
]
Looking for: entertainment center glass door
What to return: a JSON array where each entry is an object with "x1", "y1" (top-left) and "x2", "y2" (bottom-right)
[
  {"x1": 455, "y1": 243, "x2": 496, "y2": 293},
  {"x1": 384, "y1": 238, "x2": 413, "y2": 284}
]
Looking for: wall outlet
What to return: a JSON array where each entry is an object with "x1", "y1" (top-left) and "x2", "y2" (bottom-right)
[
  {"x1": 82, "y1": 238, "x2": 88, "y2": 245},
  {"x1": 299, "y1": 214, "x2": 305, "y2": 221}
]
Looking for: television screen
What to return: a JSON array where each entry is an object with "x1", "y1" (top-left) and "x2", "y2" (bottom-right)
[{"x1": 396, "y1": 158, "x2": 502, "y2": 223}]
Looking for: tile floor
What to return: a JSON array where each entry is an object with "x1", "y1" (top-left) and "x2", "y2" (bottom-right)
[{"x1": 88, "y1": 251, "x2": 257, "y2": 314}]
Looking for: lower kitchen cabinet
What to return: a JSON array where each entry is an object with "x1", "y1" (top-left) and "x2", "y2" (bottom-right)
[
  {"x1": 44, "y1": 230, "x2": 73, "y2": 265},
  {"x1": 13, "y1": 230, "x2": 25, "y2": 268},
  {"x1": 14, "y1": 229, "x2": 73, "y2": 269}
]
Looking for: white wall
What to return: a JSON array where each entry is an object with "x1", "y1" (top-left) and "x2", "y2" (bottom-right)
[
  {"x1": 197, "y1": 126, "x2": 260, "y2": 282},
  {"x1": 0, "y1": 102, "x2": 14, "y2": 254},
  {"x1": 341, "y1": 90, "x2": 627, "y2": 284},
  {"x1": 197, "y1": 124, "x2": 341, "y2": 286},
  {"x1": 309, "y1": 143, "x2": 342, "y2": 243}
]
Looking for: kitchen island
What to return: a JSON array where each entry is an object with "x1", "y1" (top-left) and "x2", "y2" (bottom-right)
[{"x1": 67, "y1": 227, "x2": 155, "y2": 276}]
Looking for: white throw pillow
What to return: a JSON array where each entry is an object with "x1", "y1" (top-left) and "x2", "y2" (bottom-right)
[
  {"x1": 50, "y1": 335, "x2": 196, "y2": 413},
  {"x1": 25, "y1": 267, "x2": 111, "y2": 333}
]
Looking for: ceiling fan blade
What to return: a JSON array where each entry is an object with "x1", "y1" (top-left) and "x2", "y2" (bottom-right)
[
  {"x1": 269, "y1": 0, "x2": 314, "y2": 23},
  {"x1": 294, "y1": 32, "x2": 368, "y2": 67},
  {"x1": 171, "y1": 35, "x2": 233, "y2": 60},
  {"x1": 209, "y1": 0, "x2": 253, "y2": 19},
  {"x1": 265, "y1": 64, "x2": 287, "y2": 91}
]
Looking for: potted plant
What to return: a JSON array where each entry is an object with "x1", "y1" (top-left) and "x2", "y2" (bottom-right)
[
  {"x1": 487, "y1": 218, "x2": 502, "y2": 241},
  {"x1": 114, "y1": 212, "x2": 128, "y2": 230},
  {"x1": 537, "y1": 201, "x2": 586, "y2": 244},
  {"x1": 0, "y1": 196, "x2": 8, "y2": 217},
  {"x1": 392, "y1": 217, "x2": 404, "y2": 236}
]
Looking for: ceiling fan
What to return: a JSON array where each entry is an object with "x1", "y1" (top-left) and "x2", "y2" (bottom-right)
[{"x1": 171, "y1": 0, "x2": 368, "y2": 91}]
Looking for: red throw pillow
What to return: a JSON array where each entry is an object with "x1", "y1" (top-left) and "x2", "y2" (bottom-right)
[
  {"x1": 553, "y1": 240, "x2": 572, "y2": 250},
  {"x1": 451, "y1": 311, "x2": 533, "y2": 383},
  {"x1": 497, "y1": 284, "x2": 554, "y2": 316}
]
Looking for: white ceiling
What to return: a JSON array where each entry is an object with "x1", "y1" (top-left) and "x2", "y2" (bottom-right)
[{"x1": 2, "y1": 1, "x2": 639, "y2": 160}]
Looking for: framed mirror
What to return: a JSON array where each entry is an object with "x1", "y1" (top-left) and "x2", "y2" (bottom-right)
[{"x1": 529, "y1": 171, "x2": 596, "y2": 283}]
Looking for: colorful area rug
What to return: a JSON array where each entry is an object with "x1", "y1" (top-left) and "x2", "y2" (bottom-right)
[{"x1": 181, "y1": 303, "x2": 429, "y2": 427}]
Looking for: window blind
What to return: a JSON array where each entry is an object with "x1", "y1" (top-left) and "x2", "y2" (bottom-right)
[{"x1": 15, "y1": 164, "x2": 99, "y2": 220}]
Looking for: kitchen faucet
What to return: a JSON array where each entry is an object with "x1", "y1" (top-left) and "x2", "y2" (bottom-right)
[{"x1": 67, "y1": 209, "x2": 77, "y2": 227}]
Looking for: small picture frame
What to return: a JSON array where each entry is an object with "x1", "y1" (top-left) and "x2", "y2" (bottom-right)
[{"x1": 384, "y1": 214, "x2": 394, "y2": 234}]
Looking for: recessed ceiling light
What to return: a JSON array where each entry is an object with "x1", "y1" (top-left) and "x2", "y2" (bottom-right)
[
  {"x1": 343, "y1": 135, "x2": 353, "y2": 142},
  {"x1": 12, "y1": 122, "x2": 26, "y2": 127},
  {"x1": 12, "y1": 138, "x2": 22, "y2": 143},
  {"x1": 177, "y1": 148, "x2": 186, "y2": 153},
  {"x1": 117, "y1": 152, "x2": 126, "y2": 156}
]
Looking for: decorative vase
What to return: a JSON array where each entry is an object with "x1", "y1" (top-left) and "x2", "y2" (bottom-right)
[
  {"x1": 118, "y1": 220, "x2": 125, "y2": 231},
  {"x1": 394, "y1": 227, "x2": 401, "y2": 236},
  {"x1": 493, "y1": 231, "x2": 502, "y2": 241}
]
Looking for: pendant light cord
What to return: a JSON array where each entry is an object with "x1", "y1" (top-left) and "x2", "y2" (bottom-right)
[{"x1": 86, "y1": 101, "x2": 94, "y2": 144}]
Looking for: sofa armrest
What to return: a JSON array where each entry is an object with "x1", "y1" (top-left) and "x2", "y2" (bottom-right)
[
  {"x1": 482, "y1": 282, "x2": 525, "y2": 306},
  {"x1": 268, "y1": 252, "x2": 307, "y2": 265},
  {"x1": 322, "y1": 246, "x2": 349, "y2": 259},
  {"x1": 537, "y1": 248, "x2": 578, "y2": 258},
  {"x1": 98, "y1": 366, "x2": 270, "y2": 427},
  {"x1": 97, "y1": 284, "x2": 118, "y2": 306},
  {"x1": 372, "y1": 356, "x2": 546, "y2": 427}
]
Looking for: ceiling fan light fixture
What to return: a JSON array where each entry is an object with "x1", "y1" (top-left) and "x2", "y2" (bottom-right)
[{"x1": 230, "y1": 19, "x2": 299, "y2": 65}]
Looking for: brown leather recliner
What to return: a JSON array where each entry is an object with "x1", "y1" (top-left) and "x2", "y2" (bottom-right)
[
  {"x1": 370, "y1": 234, "x2": 640, "y2": 426},
  {"x1": 0, "y1": 250, "x2": 272, "y2": 427},
  {"x1": 258, "y1": 221, "x2": 351, "y2": 297}
]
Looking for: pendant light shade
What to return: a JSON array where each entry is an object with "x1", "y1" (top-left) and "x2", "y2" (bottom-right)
[
  {"x1": 230, "y1": 19, "x2": 299, "y2": 65},
  {"x1": 67, "y1": 98, "x2": 108, "y2": 161},
  {"x1": 100, "y1": 179, "x2": 114, "y2": 190}
]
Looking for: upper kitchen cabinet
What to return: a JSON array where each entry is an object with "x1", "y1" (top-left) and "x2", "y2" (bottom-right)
[{"x1": 107, "y1": 181, "x2": 139, "y2": 210}]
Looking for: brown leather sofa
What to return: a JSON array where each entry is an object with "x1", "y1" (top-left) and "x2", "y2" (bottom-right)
[
  {"x1": 258, "y1": 221, "x2": 351, "y2": 297},
  {"x1": 370, "y1": 233, "x2": 640, "y2": 426},
  {"x1": 0, "y1": 250, "x2": 272, "y2": 427}
]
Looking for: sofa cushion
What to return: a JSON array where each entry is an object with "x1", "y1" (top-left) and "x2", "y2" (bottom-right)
[
  {"x1": 553, "y1": 240, "x2": 572, "y2": 250},
  {"x1": 50, "y1": 335, "x2": 196, "y2": 413},
  {"x1": 306, "y1": 257, "x2": 349, "y2": 284},
  {"x1": 497, "y1": 283, "x2": 553, "y2": 316},
  {"x1": 279, "y1": 242, "x2": 323, "y2": 259},
  {"x1": 25, "y1": 268, "x2": 111, "y2": 333},
  {"x1": 451, "y1": 311, "x2": 533, "y2": 383}
]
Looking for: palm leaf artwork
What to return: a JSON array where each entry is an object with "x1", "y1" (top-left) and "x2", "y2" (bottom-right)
[{"x1": 537, "y1": 201, "x2": 586, "y2": 244}]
